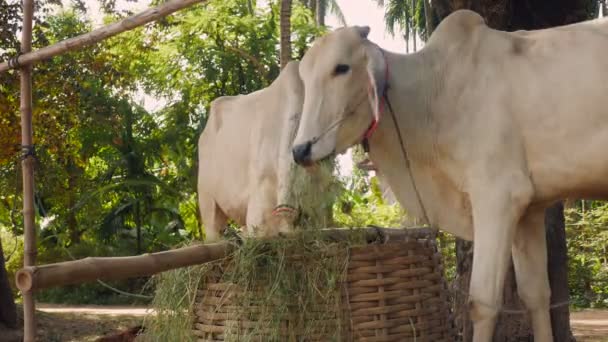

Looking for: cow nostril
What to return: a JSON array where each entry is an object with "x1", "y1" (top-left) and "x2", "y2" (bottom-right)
[{"x1": 292, "y1": 141, "x2": 312, "y2": 165}]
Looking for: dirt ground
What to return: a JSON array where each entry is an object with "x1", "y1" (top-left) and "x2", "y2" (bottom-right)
[
  {"x1": 4, "y1": 305, "x2": 608, "y2": 341},
  {"x1": 6, "y1": 304, "x2": 148, "y2": 342},
  {"x1": 571, "y1": 309, "x2": 608, "y2": 342}
]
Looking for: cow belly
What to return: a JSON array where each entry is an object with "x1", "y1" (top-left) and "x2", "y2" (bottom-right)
[
  {"x1": 524, "y1": 117, "x2": 608, "y2": 201},
  {"x1": 530, "y1": 149, "x2": 608, "y2": 202}
]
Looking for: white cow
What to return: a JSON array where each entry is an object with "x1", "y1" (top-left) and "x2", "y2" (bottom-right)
[
  {"x1": 291, "y1": 10, "x2": 608, "y2": 341},
  {"x1": 197, "y1": 61, "x2": 304, "y2": 242}
]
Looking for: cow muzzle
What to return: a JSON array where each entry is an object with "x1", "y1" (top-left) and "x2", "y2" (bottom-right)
[{"x1": 292, "y1": 141, "x2": 313, "y2": 166}]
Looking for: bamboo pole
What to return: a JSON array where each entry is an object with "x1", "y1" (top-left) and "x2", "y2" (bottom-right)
[
  {"x1": 19, "y1": 0, "x2": 36, "y2": 339},
  {"x1": 14, "y1": 227, "x2": 433, "y2": 293},
  {"x1": 0, "y1": 0, "x2": 210, "y2": 73},
  {"x1": 16, "y1": 242, "x2": 234, "y2": 292}
]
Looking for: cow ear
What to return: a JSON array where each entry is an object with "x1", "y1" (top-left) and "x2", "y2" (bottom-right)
[{"x1": 364, "y1": 43, "x2": 387, "y2": 123}]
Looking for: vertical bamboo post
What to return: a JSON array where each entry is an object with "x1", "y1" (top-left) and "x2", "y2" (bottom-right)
[{"x1": 19, "y1": 0, "x2": 36, "y2": 339}]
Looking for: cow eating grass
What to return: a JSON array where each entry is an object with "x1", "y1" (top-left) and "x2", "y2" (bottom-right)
[
  {"x1": 291, "y1": 9, "x2": 608, "y2": 342},
  {"x1": 197, "y1": 61, "x2": 336, "y2": 242}
]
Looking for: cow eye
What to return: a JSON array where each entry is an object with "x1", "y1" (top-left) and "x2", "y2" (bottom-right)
[{"x1": 334, "y1": 64, "x2": 350, "y2": 75}]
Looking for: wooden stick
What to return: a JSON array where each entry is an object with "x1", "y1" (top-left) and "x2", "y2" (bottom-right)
[
  {"x1": 0, "y1": 0, "x2": 210, "y2": 73},
  {"x1": 16, "y1": 242, "x2": 234, "y2": 292},
  {"x1": 14, "y1": 227, "x2": 434, "y2": 292},
  {"x1": 19, "y1": 0, "x2": 36, "y2": 338}
]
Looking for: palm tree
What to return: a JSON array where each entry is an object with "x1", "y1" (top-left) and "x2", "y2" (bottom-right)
[
  {"x1": 373, "y1": 0, "x2": 432, "y2": 52},
  {"x1": 317, "y1": 0, "x2": 346, "y2": 26}
]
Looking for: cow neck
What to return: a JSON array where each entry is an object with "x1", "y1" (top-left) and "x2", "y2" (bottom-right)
[{"x1": 365, "y1": 50, "x2": 435, "y2": 227}]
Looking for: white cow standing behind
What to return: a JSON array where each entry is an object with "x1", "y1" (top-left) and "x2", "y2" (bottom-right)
[
  {"x1": 291, "y1": 10, "x2": 608, "y2": 342},
  {"x1": 197, "y1": 61, "x2": 304, "y2": 242}
]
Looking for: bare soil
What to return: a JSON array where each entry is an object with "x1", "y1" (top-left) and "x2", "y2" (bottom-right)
[
  {"x1": 571, "y1": 309, "x2": 608, "y2": 342},
  {"x1": 3, "y1": 305, "x2": 607, "y2": 341},
  {"x1": 4, "y1": 304, "x2": 147, "y2": 342}
]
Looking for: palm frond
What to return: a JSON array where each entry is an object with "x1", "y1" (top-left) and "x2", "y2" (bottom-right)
[
  {"x1": 384, "y1": 0, "x2": 408, "y2": 36},
  {"x1": 327, "y1": 0, "x2": 347, "y2": 26},
  {"x1": 370, "y1": 0, "x2": 386, "y2": 7}
]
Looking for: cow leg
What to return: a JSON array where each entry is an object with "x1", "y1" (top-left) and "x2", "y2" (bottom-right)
[
  {"x1": 246, "y1": 179, "x2": 278, "y2": 238},
  {"x1": 468, "y1": 180, "x2": 533, "y2": 342},
  {"x1": 199, "y1": 196, "x2": 228, "y2": 243},
  {"x1": 512, "y1": 207, "x2": 553, "y2": 342},
  {"x1": 275, "y1": 145, "x2": 298, "y2": 233}
]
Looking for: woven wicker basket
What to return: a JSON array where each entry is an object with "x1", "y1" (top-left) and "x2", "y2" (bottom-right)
[{"x1": 192, "y1": 228, "x2": 454, "y2": 341}]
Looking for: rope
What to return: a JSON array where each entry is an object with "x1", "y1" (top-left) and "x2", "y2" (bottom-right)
[
  {"x1": 449, "y1": 285, "x2": 570, "y2": 315},
  {"x1": 309, "y1": 90, "x2": 368, "y2": 146},
  {"x1": 380, "y1": 61, "x2": 432, "y2": 227},
  {"x1": 61, "y1": 242, "x2": 154, "y2": 299},
  {"x1": 7, "y1": 52, "x2": 22, "y2": 69},
  {"x1": 20, "y1": 144, "x2": 35, "y2": 160},
  {"x1": 96, "y1": 279, "x2": 153, "y2": 300},
  {"x1": 271, "y1": 204, "x2": 298, "y2": 217},
  {"x1": 384, "y1": 96, "x2": 431, "y2": 226}
]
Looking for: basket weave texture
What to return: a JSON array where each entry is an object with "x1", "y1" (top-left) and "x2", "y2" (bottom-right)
[{"x1": 192, "y1": 228, "x2": 454, "y2": 341}]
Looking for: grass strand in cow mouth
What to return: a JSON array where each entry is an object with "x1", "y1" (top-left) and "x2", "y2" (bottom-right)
[{"x1": 290, "y1": 158, "x2": 342, "y2": 229}]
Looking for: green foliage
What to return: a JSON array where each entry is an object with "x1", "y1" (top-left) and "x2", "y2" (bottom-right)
[
  {"x1": 35, "y1": 279, "x2": 151, "y2": 305},
  {"x1": 0, "y1": 0, "x2": 325, "y2": 305},
  {"x1": 1, "y1": 230, "x2": 22, "y2": 293},
  {"x1": 333, "y1": 167, "x2": 406, "y2": 228},
  {"x1": 565, "y1": 200, "x2": 608, "y2": 308},
  {"x1": 374, "y1": 0, "x2": 430, "y2": 42}
]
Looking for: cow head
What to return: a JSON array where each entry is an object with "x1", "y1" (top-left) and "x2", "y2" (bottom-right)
[{"x1": 292, "y1": 26, "x2": 386, "y2": 166}]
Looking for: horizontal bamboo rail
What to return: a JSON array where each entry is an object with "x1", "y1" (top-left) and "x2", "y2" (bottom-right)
[
  {"x1": 14, "y1": 227, "x2": 433, "y2": 293},
  {"x1": 16, "y1": 242, "x2": 233, "y2": 292},
  {"x1": 0, "y1": 0, "x2": 210, "y2": 73}
]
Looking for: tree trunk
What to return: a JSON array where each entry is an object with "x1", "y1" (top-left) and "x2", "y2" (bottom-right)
[
  {"x1": 135, "y1": 200, "x2": 142, "y2": 254},
  {"x1": 316, "y1": 0, "x2": 326, "y2": 26},
  {"x1": 422, "y1": 0, "x2": 434, "y2": 40},
  {"x1": 411, "y1": 0, "x2": 417, "y2": 51},
  {"x1": 0, "y1": 234, "x2": 17, "y2": 330},
  {"x1": 279, "y1": 0, "x2": 293, "y2": 69},
  {"x1": 545, "y1": 202, "x2": 575, "y2": 342},
  {"x1": 309, "y1": 0, "x2": 317, "y2": 24},
  {"x1": 427, "y1": 0, "x2": 597, "y2": 340}
]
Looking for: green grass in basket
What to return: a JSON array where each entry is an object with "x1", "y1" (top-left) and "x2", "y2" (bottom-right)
[
  {"x1": 219, "y1": 232, "x2": 353, "y2": 341},
  {"x1": 142, "y1": 262, "x2": 211, "y2": 342}
]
